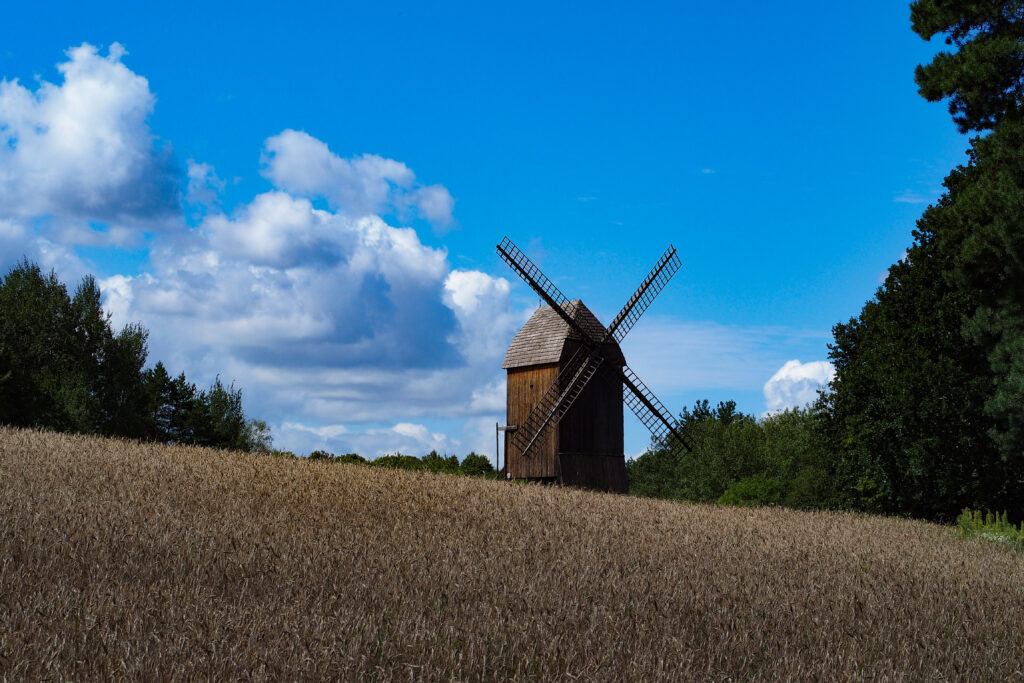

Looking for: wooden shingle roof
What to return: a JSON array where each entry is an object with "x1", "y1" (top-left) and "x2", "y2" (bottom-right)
[{"x1": 502, "y1": 300, "x2": 625, "y2": 369}]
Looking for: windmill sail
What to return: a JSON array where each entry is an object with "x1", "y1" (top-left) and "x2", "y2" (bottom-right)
[
  {"x1": 620, "y1": 365, "x2": 692, "y2": 454},
  {"x1": 497, "y1": 237, "x2": 569, "y2": 313},
  {"x1": 606, "y1": 245, "x2": 680, "y2": 343}
]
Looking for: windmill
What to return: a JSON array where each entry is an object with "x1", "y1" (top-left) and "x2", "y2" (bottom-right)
[{"x1": 496, "y1": 236, "x2": 692, "y2": 493}]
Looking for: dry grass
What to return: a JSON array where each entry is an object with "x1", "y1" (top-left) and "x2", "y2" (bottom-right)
[{"x1": 1, "y1": 427, "x2": 1022, "y2": 680}]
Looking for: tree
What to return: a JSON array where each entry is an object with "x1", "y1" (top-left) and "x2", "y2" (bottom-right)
[
  {"x1": 912, "y1": 0, "x2": 1024, "y2": 132},
  {"x1": 460, "y1": 452, "x2": 494, "y2": 476},
  {"x1": 822, "y1": 0, "x2": 1024, "y2": 520},
  {"x1": 97, "y1": 323, "x2": 151, "y2": 438},
  {"x1": 190, "y1": 376, "x2": 252, "y2": 451},
  {"x1": 0, "y1": 261, "x2": 81, "y2": 430},
  {"x1": 922, "y1": 118, "x2": 1024, "y2": 502},
  {"x1": 422, "y1": 450, "x2": 460, "y2": 473},
  {"x1": 826, "y1": 180, "x2": 1003, "y2": 519},
  {"x1": 0, "y1": 260, "x2": 268, "y2": 452}
]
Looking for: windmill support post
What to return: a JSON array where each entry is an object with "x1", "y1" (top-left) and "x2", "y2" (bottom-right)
[{"x1": 495, "y1": 423, "x2": 517, "y2": 474}]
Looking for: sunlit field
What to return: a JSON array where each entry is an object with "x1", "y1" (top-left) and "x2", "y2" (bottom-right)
[{"x1": 2, "y1": 427, "x2": 1022, "y2": 680}]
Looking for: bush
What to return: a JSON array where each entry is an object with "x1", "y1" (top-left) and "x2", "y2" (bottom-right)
[
  {"x1": 422, "y1": 450, "x2": 460, "y2": 473},
  {"x1": 956, "y1": 509, "x2": 1024, "y2": 551},
  {"x1": 628, "y1": 401, "x2": 841, "y2": 511},
  {"x1": 371, "y1": 453, "x2": 424, "y2": 471},
  {"x1": 460, "y1": 452, "x2": 495, "y2": 476},
  {"x1": 717, "y1": 474, "x2": 784, "y2": 507}
]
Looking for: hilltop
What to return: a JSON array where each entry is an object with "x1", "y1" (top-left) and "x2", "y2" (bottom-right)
[{"x1": 1, "y1": 427, "x2": 1022, "y2": 679}]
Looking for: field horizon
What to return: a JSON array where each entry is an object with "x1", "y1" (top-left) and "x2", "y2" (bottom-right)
[{"x1": 2, "y1": 427, "x2": 1022, "y2": 680}]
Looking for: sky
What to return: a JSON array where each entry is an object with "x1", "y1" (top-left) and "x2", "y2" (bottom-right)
[{"x1": 0, "y1": 1, "x2": 969, "y2": 460}]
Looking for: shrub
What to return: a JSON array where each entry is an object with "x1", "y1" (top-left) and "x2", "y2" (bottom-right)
[
  {"x1": 371, "y1": 453, "x2": 424, "y2": 471},
  {"x1": 460, "y1": 452, "x2": 495, "y2": 476},
  {"x1": 717, "y1": 474, "x2": 784, "y2": 507},
  {"x1": 956, "y1": 509, "x2": 1024, "y2": 551}
]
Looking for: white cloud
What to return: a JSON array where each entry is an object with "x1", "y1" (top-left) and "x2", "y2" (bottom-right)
[
  {"x1": 0, "y1": 45, "x2": 514, "y2": 458},
  {"x1": 412, "y1": 184, "x2": 455, "y2": 227},
  {"x1": 459, "y1": 416, "x2": 502, "y2": 459},
  {"x1": 185, "y1": 159, "x2": 224, "y2": 210},
  {"x1": 0, "y1": 219, "x2": 27, "y2": 262},
  {"x1": 260, "y1": 129, "x2": 454, "y2": 227},
  {"x1": 96, "y1": 135, "x2": 525, "y2": 451},
  {"x1": 623, "y1": 318, "x2": 829, "y2": 392},
  {"x1": 763, "y1": 359, "x2": 834, "y2": 414},
  {"x1": 97, "y1": 274, "x2": 136, "y2": 329},
  {"x1": 893, "y1": 190, "x2": 930, "y2": 204},
  {"x1": 443, "y1": 269, "x2": 525, "y2": 364},
  {"x1": 276, "y1": 420, "x2": 456, "y2": 458},
  {"x1": 0, "y1": 42, "x2": 179, "y2": 234}
]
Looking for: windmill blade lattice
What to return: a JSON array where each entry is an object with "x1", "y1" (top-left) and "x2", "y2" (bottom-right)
[
  {"x1": 497, "y1": 237, "x2": 619, "y2": 345},
  {"x1": 606, "y1": 245, "x2": 681, "y2": 343},
  {"x1": 497, "y1": 237, "x2": 569, "y2": 315},
  {"x1": 620, "y1": 364, "x2": 693, "y2": 454}
]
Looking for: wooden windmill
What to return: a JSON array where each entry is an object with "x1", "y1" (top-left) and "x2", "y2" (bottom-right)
[{"x1": 496, "y1": 236, "x2": 692, "y2": 493}]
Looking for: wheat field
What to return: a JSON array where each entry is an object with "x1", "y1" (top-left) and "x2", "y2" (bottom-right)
[{"x1": 1, "y1": 427, "x2": 1022, "y2": 680}]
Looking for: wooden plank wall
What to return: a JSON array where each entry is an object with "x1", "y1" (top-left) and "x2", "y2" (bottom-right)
[
  {"x1": 505, "y1": 365, "x2": 559, "y2": 478},
  {"x1": 558, "y1": 366, "x2": 623, "y2": 456},
  {"x1": 555, "y1": 453, "x2": 627, "y2": 493}
]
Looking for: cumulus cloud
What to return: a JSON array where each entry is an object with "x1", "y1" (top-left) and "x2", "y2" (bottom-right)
[
  {"x1": 443, "y1": 269, "x2": 528, "y2": 364},
  {"x1": 0, "y1": 45, "x2": 520, "y2": 457},
  {"x1": 624, "y1": 318, "x2": 829, "y2": 392},
  {"x1": 763, "y1": 359, "x2": 834, "y2": 414},
  {"x1": 276, "y1": 420, "x2": 456, "y2": 458},
  {"x1": 260, "y1": 129, "x2": 454, "y2": 228},
  {"x1": 185, "y1": 160, "x2": 224, "y2": 210},
  {"x1": 0, "y1": 42, "x2": 179, "y2": 234},
  {"x1": 99, "y1": 146, "x2": 524, "y2": 453}
]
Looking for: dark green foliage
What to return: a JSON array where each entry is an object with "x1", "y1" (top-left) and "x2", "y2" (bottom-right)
[
  {"x1": 823, "y1": 1, "x2": 1024, "y2": 522},
  {"x1": 371, "y1": 453, "x2": 425, "y2": 471},
  {"x1": 0, "y1": 260, "x2": 86, "y2": 430},
  {"x1": 911, "y1": 0, "x2": 1024, "y2": 132},
  {"x1": 935, "y1": 119, "x2": 1024, "y2": 494},
  {"x1": 309, "y1": 450, "x2": 364, "y2": 464},
  {"x1": 144, "y1": 362, "x2": 198, "y2": 443},
  {"x1": 460, "y1": 452, "x2": 495, "y2": 476},
  {"x1": 717, "y1": 474, "x2": 784, "y2": 507},
  {"x1": 310, "y1": 448, "x2": 496, "y2": 479},
  {"x1": 824, "y1": 208, "x2": 999, "y2": 519},
  {"x1": 627, "y1": 401, "x2": 839, "y2": 510},
  {"x1": 189, "y1": 377, "x2": 251, "y2": 451},
  {"x1": 422, "y1": 449, "x2": 460, "y2": 473},
  {"x1": 0, "y1": 260, "x2": 269, "y2": 452}
]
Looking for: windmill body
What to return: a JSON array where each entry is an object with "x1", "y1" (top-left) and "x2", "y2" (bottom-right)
[
  {"x1": 503, "y1": 301, "x2": 627, "y2": 492},
  {"x1": 496, "y1": 237, "x2": 693, "y2": 494}
]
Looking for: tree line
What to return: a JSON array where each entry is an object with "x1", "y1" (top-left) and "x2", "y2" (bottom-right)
[
  {"x1": 632, "y1": 0, "x2": 1024, "y2": 523},
  {"x1": 292, "y1": 448, "x2": 498, "y2": 477},
  {"x1": 628, "y1": 401, "x2": 838, "y2": 510},
  {"x1": 0, "y1": 260, "x2": 271, "y2": 452}
]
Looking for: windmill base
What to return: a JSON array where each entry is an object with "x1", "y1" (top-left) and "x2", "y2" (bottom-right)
[{"x1": 554, "y1": 452, "x2": 627, "y2": 493}]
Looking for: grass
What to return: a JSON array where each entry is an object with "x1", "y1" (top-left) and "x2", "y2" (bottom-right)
[
  {"x1": 2, "y1": 426, "x2": 1023, "y2": 680},
  {"x1": 957, "y1": 508, "x2": 1024, "y2": 551}
]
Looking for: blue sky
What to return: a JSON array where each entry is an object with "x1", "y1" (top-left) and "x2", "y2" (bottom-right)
[{"x1": 0, "y1": 1, "x2": 967, "y2": 458}]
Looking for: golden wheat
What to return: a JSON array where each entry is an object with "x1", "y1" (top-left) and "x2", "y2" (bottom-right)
[{"x1": 1, "y1": 427, "x2": 1022, "y2": 680}]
